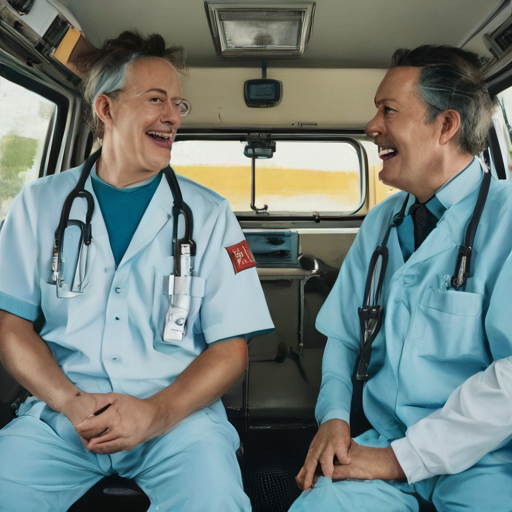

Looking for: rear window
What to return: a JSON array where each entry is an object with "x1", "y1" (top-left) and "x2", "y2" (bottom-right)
[
  {"x1": 0, "y1": 76, "x2": 56, "y2": 221},
  {"x1": 171, "y1": 138, "x2": 365, "y2": 214}
]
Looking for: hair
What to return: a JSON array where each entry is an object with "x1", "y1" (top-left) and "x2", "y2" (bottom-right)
[
  {"x1": 78, "y1": 31, "x2": 185, "y2": 140},
  {"x1": 389, "y1": 45, "x2": 496, "y2": 155}
]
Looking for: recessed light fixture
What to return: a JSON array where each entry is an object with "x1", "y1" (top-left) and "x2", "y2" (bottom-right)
[{"x1": 205, "y1": 1, "x2": 316, "y2": 58}]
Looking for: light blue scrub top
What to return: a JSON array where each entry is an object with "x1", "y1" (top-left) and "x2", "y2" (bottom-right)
[
  {"x1": 0, "y1": 161, "x2": 274, "y2": 417},
  {"x1": 315, "y1": 158, "x2": 512, "y2": 443}
]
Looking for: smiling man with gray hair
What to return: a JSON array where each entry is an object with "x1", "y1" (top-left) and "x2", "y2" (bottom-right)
[
  {"x1": 292, "y1": 45, "x2": 512, "y2": 512},
  {"x1": 0, "y1": 31, "x2": 273, "y2": 511}
]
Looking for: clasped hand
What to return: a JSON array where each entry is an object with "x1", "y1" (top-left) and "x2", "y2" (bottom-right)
[
  {"x1": 295, "y1": 419, "x2": 405, "y2": 490},
  {"x1": 61, "y1": 392, "x2": 160, "y2": 454}
]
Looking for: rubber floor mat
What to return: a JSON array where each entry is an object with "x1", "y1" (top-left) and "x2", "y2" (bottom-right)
[{"x1": 240, "y1": 428, "x2": 317, "y2": 512}]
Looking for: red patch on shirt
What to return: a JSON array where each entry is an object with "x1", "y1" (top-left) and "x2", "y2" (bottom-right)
[{"x1": 225, "y1": 240, "x2": 257, "y2": 274}]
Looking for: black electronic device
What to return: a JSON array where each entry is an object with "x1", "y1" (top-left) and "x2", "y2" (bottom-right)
[
  {"x1": 244, "y1": 60, "x2": 282, "y2": 108},
  {"x1": 244, "y1": 79, "x2": 281, "y2": 108}
]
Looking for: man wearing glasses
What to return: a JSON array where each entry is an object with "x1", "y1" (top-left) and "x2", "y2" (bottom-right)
[
  {"x1": 293, "y1": 46, "x2": 512, "y2": 511},
  {"x1": 0, "y1": 31, "x2": 273, "y2": 511}
]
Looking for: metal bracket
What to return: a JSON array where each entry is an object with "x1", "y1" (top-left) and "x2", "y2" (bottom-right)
[
  {"x1": 244, "y1": 134, "x2": 275, "y2": 214},
  {"x1": 250, "y1": 155, "x2": 268, "y2": 213}
]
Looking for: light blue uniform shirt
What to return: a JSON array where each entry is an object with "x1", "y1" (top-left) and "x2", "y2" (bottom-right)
[
  {"x1": 0, "y1": 161, "x2": 274, "y2": 418},
  {"x1": 315, "y1": 158, "x2": 512, "y2": 481}
]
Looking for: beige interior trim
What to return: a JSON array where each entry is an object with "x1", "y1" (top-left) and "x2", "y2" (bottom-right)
[{"x1": 180, "y1": 67, "x2": 387, "y2": 129}]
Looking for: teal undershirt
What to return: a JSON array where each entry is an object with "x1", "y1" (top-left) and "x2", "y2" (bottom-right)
[{"x1": 91, "y1": 171, "x2": 162, "y2": 267}]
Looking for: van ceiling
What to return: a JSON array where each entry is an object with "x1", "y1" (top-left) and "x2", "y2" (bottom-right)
[
  {"x1": 64, "y1": 0, "x2": 502, "y2": 68},
  {"x1": 57, "y1": 0, "x2": 503, "y2": 130}
]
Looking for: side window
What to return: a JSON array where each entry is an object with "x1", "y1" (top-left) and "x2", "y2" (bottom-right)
[
  {"x1": 495, "y1": 87, "x2": 512, "y2": 176},
  {"x1": 172, "y1": 138, "x2": 366, "y2": 215},
  {"x1": 0, "y1": 75, "x2": 56, "y2": 222}
]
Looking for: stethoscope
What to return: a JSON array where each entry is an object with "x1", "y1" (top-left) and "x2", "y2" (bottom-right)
[
  {"x1": 354, "y1": 163, "x2": 492, "y2": 384},
  {"x1": 50, "y1": 147, "x2": 196, "y2": 341}
]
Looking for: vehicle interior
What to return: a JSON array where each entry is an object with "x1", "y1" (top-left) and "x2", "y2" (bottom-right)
[{"x1": 1, "y1": 0, "x2": 512, "y2": 510}]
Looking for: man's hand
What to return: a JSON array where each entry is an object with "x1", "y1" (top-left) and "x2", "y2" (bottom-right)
[
  {"x1": 332, "y1": 439, "x2": 406, "y2": 482},
  {"x1": 296, "y1": 419, "x2": 352, "y2": 491},
  {"x1": 59, "y1": 391, "x2": 114, "y2": 429},
  {"x1": 71, "y1": 393, "x2": 160, "y2": 454}
]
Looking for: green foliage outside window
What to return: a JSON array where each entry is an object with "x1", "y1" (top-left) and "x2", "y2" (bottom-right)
[{"x1": 0, "y1": 134, "x2": 38, "y2": 201}]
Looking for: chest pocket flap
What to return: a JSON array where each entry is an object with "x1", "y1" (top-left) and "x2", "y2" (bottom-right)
[
  {"x1": 409, "y1": 287, "x2": 486, "y2": 364},
  {"x1": 422, "y1": 287, "x2": 483, "y2": 317}
]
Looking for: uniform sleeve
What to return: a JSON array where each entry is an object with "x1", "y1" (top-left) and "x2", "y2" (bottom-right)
[
  {"x1": 392, "y1": 249, "x2": 512, "y2": 484},
  {"x1": 315, "y1": 228, "x2": 367, "y2": 425},
  {"x1": 200, "y1": 200, "x2": 274, "y2": 344},
  {"x1": 0, "y1": 184, "x2": 42, "y2": 321}
]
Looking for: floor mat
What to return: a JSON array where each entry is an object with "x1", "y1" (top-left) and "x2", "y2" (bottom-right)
[{"x1": 240, "y1": 428, "x2": 317, "y2": 512}]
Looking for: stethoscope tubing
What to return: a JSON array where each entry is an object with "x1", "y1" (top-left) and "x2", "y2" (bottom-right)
[
  {"x1": 355, "y1": 166, "x2": 491, "y2": 385},
  {"x1": 52, "y1": 147, "x2": 194, "y2": 282}
]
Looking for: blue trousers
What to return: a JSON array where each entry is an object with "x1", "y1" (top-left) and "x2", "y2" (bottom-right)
[
  {"x1": 289, "y1": 429, "x2": 512, "y2": 512},
  {"x1": 0, "y1": 399, "x2": 250, "y2": 512}
]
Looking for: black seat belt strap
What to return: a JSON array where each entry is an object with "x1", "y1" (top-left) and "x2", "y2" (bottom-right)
[{"x1": 488, "y1": 125, "x2": 508, "y2": 180}]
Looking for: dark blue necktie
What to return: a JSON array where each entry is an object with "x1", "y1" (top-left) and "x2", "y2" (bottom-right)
[{"x1": 409, "y1": 200, "x2": 438, "y2": 250}]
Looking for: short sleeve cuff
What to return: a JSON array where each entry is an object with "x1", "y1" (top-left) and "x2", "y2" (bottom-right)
[
  {"x1": 391, "y1": 437, "x2": 433, "y2": 484},
  {"x1": 208, "y1": 329, "x2": 275, "y2": 346},
  {"x1": 203, "y1": 322, "x2": 274, "y2": 345},
  {"x1": 0, "y1": 291, "x2": 40, "y2": 322}
]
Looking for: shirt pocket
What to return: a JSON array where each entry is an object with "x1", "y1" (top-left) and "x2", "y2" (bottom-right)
[
  {"x1": 151, "y1": 270, "x2": 206, "y2": 355},
  {"x1": 40, "y1": 280, "x2": 94, "y2": 341},
  {"x1": 409, "y1": 287, "x2": 486, "y2": 363},
  {"x1": 40, "y1": 280, "x2": 70, "y2": 330}
]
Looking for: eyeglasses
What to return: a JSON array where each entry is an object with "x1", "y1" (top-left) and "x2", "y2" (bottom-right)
[{"x1": 174, "y1": 99, "x2": 191, "y2": 117}]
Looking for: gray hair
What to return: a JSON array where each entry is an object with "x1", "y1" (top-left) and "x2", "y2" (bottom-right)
[
  {"x1": 390, "y1": 46, "x2": 496, "y2": 155},
  {"x1": 79, "y1": 31, "x2": 185, "y2": 140}
]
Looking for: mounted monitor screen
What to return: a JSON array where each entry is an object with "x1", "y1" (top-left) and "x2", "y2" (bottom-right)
[{"x1": 244, "y1": 79, "x2": 281, "y2": 107}]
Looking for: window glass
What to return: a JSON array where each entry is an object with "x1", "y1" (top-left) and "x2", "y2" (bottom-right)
[
  {"x1": 360, "y1": 139, "x2": 400, "y2": 208},
  {"x1": 495, "y1": 87, "x2": 512, "y2": 176},
  {"x1": 255, "y1": 142, "x2": 361, "y2": 212},
  {"x1": 0, "y1": 76, "x2": 56, "y2": 221},
  {"x1": 171, "y1": 139, "x2": 364, "y2": 213}
]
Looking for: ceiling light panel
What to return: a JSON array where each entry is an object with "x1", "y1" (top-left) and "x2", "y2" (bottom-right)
[{"x1": 206, "y1": 2, "x2": 316, "y2": 58}]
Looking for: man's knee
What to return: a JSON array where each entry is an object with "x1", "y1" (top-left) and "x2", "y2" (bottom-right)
[
  {"x1": 0, "y1": 416, "x2": 103, "y2": 511},
  {"x1": 132, "y1": 414, "x2": 247, "y2": 510},
  {"x1": 289, "y1": 477, "x2": 419, "y2": 512},
  {"x1": 432, "y1": 459, "x2": 512, "y2": 512}
]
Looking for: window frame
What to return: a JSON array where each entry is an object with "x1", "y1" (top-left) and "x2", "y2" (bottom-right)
[{"x1": 173, "y1": 130, "x2": 369, "y2": 222}]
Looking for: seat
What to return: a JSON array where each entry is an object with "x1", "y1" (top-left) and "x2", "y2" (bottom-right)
[{"x1": 68, "y1": 476, "x2": 150, "y2": 512}]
